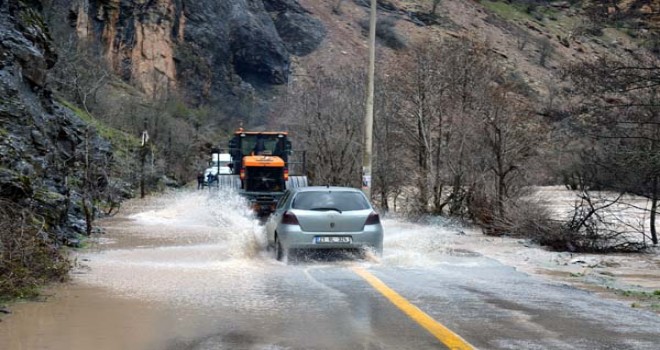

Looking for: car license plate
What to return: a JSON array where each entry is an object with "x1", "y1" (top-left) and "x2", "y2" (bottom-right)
[{"x1": 315, "y1": 236, "x2": 352, "y2": 244}]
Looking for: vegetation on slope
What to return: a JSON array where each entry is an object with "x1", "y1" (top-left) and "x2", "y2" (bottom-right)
[{"x1": 0, "y1": 200, "x2": 70, "y2": 301}]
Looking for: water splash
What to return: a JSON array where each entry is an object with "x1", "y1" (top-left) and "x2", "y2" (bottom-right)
[
  {"x1": 125, "y1": 189, "x2": 266, "y2": 258},
  {"x1": 79, "y1": 189, "x2": 464, "y2": 307},
  {"x1": 206, "y1": 189, "x2": 267, "y2": 259},
  {"x1": 380, "y1": 217, "x2": 456, "y2": 267}
]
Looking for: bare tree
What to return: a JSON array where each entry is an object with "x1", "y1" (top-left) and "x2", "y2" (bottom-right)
[
  {"x1": 373, "y1": 72, "x2": 407, "y2": 211},
  {"x1": 565, "y1": 54, "x2": 660, "y2": 245},
  {"x1": 478, "y1": 88, "x2": 536, "y2": 219},
  {"x1": 48, "y1": 36, "x2": 110, "y2": 113},
  {"x1": 78, "y1": 126, "x2": 113, "y2": 235},
  {"x1": 379, "y1": 37, "x2": 544, "y2": 233},
  {"x1": 430, "y1": 0, "x2": 442, "y2": 15},
  {"x1": 332, "y1": 0, "x2": 345, "y2": 15},
  {"x1": 391, "y1": 40, "x2": 448, "y2": 213},
  {"x1": 538, "y1": 37, "x2": 554, "y2": 68},
  {"x1": 439, "y1": 40, "x2": 499, "y2": 217},
  {"x1": 391, "y1": 39, "x2": 506, "y2": 216},
  {"x1": 516, "y1": 30, "x2": 530, "y2": 51},
  {"x1": 282, "y1": 68, "x2": 365, "y2": 187}
]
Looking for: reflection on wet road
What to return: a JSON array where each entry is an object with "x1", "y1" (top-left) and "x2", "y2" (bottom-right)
[{"x1": 1, "y1": 190, "x2": 659, "y2": 349}]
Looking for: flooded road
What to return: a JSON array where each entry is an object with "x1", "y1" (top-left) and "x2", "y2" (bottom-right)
[{"x1": 1, "y1": 190, "x2": 660, "y2": 349}]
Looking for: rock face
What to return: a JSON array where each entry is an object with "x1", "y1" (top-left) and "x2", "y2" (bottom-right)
[
  {"x1": 0, "y1": 0, "x2": 110, "y2": 241},
  {"x1": 0, "y1": 0, "x2": 326, "y2": 240},
  {"x1": 269, "y1": 2, "x2": 327, "y2": 56},
  {"x1": 71, "y1": 0, "x2": 179, "y2": 97},
  {"x1": 68, "y1": 0, "x2": 326, "y2": 104}
]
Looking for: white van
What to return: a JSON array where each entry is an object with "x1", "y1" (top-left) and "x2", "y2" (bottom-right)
[{"x1": 204, "y1": 153, "x2": 232, "y2": 183}]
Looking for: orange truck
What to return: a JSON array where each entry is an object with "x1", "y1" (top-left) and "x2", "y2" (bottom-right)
[{"x1": 222, "y1": 129, "x2": 308, "y2": 216}]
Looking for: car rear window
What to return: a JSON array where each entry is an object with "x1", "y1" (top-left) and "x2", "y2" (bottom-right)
[{"x1": 292, "y1": 191, "x2": 370, "y2": 211}]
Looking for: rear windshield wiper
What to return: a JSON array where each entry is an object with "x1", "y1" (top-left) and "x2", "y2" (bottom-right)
[{"x1": 309, "y1": 207, "x2": 343, "y2": 213}]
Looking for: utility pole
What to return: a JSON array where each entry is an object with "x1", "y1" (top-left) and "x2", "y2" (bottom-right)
[
  {"x1": 140, "y1": 117, "x2": 149, "y2": 199},
  {"x1": 362, "y1": 0, "x2": 377, "y2": 199}
]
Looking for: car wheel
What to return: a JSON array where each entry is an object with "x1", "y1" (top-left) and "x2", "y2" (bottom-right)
[{"x1": 275, "y1": 235, "x2": 285, "y2": 262}]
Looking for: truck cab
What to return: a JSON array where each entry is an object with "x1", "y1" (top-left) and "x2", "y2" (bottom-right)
[
  {"x1": 225, "y1": 130, "x2": 305, "y2": 216},
  {"x1": 228, "y1": 131, "x2": 290, "y2": 190}
]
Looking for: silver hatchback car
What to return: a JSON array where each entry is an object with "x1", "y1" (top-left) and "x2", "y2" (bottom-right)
[{"x1": 265, "y1": 186, "x2": 383, "y2": 260}]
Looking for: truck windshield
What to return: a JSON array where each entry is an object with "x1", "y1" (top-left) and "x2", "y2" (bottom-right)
[{"x1": 240, "y1": 135, "x2": 285, "y2": 156}]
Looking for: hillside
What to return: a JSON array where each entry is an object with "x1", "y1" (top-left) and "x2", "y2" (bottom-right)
[
  {"x1": 41, "y1": 0, "x2": 657, "y2": 126},
  {"x1": 292, "y1": 0, "x2": 656, "y2": 99}
]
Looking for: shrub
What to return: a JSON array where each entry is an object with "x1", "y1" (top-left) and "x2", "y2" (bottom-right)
[
  {"x1": 0, "y1": 200, "x2": 70, "y2": 300},
  {"x1": 574, "y1": 23, "x2": 604, "y2": 37},
  {"x1": 533, "y1": 191, "x2": 648, "y2": 253},
  {"x1": 471, "y1": 193, "x2": 560, "y2": 238},
  {"x1": 359, "y1": 16, "x2": 407, "y2": 50}
]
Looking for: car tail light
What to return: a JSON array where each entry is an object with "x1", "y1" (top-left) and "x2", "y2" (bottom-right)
[
  {"x1": 282, "y1": 211, "x2": 299, "y2": 225},
  {"x1": 365, "y1": 212, "x2": 380, "y2": 225},
  {"x1": 239, "y1": 167, "x2": 245, "y2": 180},
  {"x1": 283, "y1": 168, "x2": 289, "y2": 181}
]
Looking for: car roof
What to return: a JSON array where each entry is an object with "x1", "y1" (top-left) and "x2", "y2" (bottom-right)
[{"x1": 292, "y1": 186, "x2": 363, "y2": 193}]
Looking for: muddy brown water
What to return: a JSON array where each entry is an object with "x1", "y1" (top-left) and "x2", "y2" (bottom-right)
[
  {"x1": 1, "y1": 285, "x2": 198, "y2": 350},
  {"x1": 0, "y1": 191, "x2": 266, "y2": 350}
]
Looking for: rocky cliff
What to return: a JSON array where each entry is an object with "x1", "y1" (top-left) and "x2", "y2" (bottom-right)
[
  {"x1": 0, "y1": 0, "x2": 112, "y2": 242},
  {"x1": 66, "y1": 0, "x2": 325, "y2": 107},
  {"x1": 1, "y1": 0, "x2": 326, "y2": 240}
]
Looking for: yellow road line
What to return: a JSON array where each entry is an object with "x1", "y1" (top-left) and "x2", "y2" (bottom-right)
[{"x1": 352, "y1": 267, "x2": 476, "y2": 350}]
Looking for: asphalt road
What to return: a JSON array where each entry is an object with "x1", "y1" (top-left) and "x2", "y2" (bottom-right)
[{"x1": 1, "y1": 191, "x2": 659, "y2": 350}]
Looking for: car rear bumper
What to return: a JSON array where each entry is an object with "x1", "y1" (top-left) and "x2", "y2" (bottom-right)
[{"x1": 277, "y1": 224, "x2": 383, "y2": 252}]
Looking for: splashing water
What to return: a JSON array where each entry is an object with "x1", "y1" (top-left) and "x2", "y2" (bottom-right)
[
  {"x1": 205, "y1": 189, "x2": 268, "y2": 259},
  {"x1": 126, "y1": 189, "x2": 266, "y2": 259},
  {"x1": 78, "y1": 189, "x2": 464, "y2": 307},
  {"x1": 76, "y1": 190, "x2": 277, "y2": 305},
  {"x1": 379, "y1": 216, "x2": 458, "y2": 267},
  {"x1": 102, "y1": 190, "x2": 464, "y2": 267}
]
